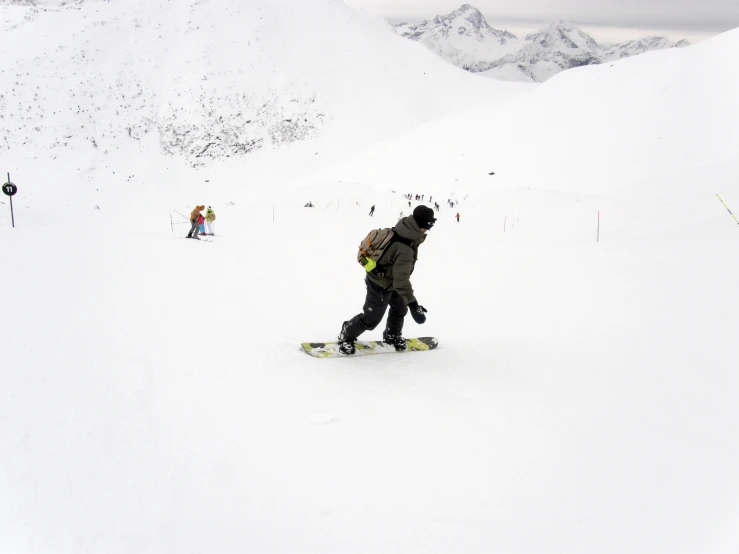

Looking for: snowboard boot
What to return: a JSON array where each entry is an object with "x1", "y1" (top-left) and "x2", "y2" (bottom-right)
[
  {"x1": 383, "y1": 331, "x2": 407, "y2": 352},
  {"x1": 337, "y1": 321, "x2": 356, "y2": 355}
]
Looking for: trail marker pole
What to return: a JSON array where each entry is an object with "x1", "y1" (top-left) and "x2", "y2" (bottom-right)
[
  {"x1": 337, "y1": 198, "x2": 340, "y2": 212},
  {"x1": 597, "y1": 211, "x2": 600, "y2": 242},
  {"x1": 2, "y1": 173, "x2": 17, "y2": 228},
  {"x1": 717, "y1": 194, "x2": 739, "y2": 227}
]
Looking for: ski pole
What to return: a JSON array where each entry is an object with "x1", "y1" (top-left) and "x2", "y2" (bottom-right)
[{"x1": 717, "y1": 194, "x2": 739, "y2": 227}]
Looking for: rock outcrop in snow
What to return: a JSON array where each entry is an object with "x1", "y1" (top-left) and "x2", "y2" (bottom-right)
[{"x1": 395, "y1": 5, "x2": 689, "y2": 82}]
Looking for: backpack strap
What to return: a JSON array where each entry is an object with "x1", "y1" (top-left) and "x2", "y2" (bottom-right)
[
  {"x1": 392, "y1": 233, "x2": 415, "y2": 249},
  {"x1": 372, "y1": 230, "x2": 415, "y2": 277}
]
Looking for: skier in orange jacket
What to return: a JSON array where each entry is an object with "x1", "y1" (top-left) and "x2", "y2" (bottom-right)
[{"x1": 187, "y1": 205, "x2": 205, "y2": 239}]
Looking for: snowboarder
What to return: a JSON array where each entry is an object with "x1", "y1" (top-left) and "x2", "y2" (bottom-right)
[
  {"x1": 186, "y1": 205, "x2": 205, "y2": 239},
  {"x1": 337, "y1": 205, "x2": 435, "y2": 355},
  {"x1": 205, "y1": 206, "x2": 216, "y2": 235},
  {"x1": 456, "y1": 212, "x2": 460, "y2": 222},
  {"x1": 369, "y1": 205, "x2": 375, "y2": 217}
]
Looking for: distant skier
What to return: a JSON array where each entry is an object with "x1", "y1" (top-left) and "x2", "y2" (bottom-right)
[
  {"x1": 205, "y1": 206, "x2": 216, "y2": 235},
  {"x1": 408, "y1": 201, "x2": 411, "y2": 208},
  {"x1": 337, "y1": 205, "x2": 435, "y2": 355},
  {"x1": 456, "y1": 212, "x2": 460, "y2": 222},
  {"x1": 186, "y1": 205, "x2": 205, "y2": 239},
  {"x1": 369, "y1": 205, "x2": 375, "y2": 217}
]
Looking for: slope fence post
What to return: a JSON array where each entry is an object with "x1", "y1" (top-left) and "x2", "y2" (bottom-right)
[{"x1": 717, "y1": 194, "x2": 739, "y2": 227}]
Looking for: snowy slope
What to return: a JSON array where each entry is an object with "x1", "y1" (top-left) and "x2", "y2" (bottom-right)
[
  {"x1": 0, "y1": 0, "x2": 527, "y2": 196},
  {"x1": 3, "y1": 177, "x2": 739, "y2": 554},
  {"x1": 396, "y1": 5, "x2": 689, "y2": 82},
  {"x1": 316, "y1": 29, "x2": 739, "y2": 196},
  {"x1": 1, "y1": 5, "x2": 739, "y2": 554}
]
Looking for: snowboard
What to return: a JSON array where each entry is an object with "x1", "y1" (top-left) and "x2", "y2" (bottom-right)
[{"x1": 301, "y1": 337, "x2": 438, "y2": 358}]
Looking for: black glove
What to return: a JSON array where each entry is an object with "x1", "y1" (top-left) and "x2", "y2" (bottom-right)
[{"x1": 408, "y1": 301, "x2": 427, "y2": 324}]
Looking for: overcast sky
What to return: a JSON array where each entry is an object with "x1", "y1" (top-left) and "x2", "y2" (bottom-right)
[{"x1": 344, "y1": 0, "x2": 739, "y2": 43}]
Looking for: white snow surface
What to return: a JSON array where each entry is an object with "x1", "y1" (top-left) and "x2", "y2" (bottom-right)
[{"x1": 1, "y1": 1, "x2": 739, "y2": 553}]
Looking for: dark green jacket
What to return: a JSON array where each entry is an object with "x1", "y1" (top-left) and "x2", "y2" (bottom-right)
[{"x1": 368, "y1": 215, "x2": 427, "y2": 304}]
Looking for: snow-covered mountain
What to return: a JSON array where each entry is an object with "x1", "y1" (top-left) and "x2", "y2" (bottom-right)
[
  {"x1": 0, "y1": 0, "x2": 525, "y2": 177},
  {"x1": 393, "y1": 4, "x2": 520, "y2": 68},
  {"x1": 395, "y1": 4, "x2": 689, "y2": 82}
]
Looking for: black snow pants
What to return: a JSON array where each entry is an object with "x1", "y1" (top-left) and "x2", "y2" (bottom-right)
[{"x1": 343, "y1": 277, "x2": 408, "y2": 339}]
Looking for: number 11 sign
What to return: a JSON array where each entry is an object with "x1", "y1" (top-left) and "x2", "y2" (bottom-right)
[{"x1": 3, "y1": 173, "x2": 17, "y2": 227}]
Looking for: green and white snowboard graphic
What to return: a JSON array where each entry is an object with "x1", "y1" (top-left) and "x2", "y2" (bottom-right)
[{"x1": 301, "y1": 337, "x2": 438, "y2": 358}]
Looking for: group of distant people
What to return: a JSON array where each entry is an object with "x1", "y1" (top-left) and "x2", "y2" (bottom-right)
[
  {"x1": 186, "y1": 205, "x2": 217, "y2": 240},
  {"x1": 368, "y1": 192, "x2": 461, "y2": 222},
  {"x1": 299, "y1": 193, "x2": 460, "y2": 223}
]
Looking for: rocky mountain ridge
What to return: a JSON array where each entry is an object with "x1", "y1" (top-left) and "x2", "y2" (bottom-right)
[{"x1": 395, "y1": 5, "x2": 689, "y2": 82}]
